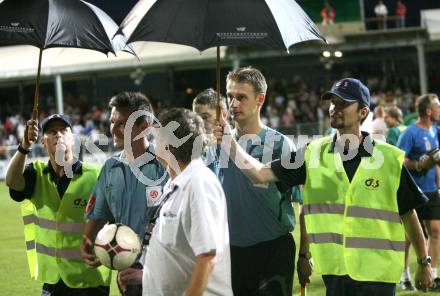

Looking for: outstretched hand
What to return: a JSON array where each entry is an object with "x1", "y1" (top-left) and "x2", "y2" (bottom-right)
[{"x1": 80, "y1": 234, "x2": 101, "y2": 268}]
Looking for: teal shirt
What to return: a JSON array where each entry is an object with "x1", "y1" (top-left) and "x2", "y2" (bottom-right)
[
  {"x1": 386, "y1": 124, "x2": 406, "y2": 146},
  {"x1": 219, "y1": 126, "x2": 301, "y2": 247},
  {"x1": 86, "y1": 148, "x2": 168, "y2": 239}
]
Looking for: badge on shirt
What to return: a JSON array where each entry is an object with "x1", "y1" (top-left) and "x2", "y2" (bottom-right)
[
  {"x1": 85, "y1": 195, "x2": 96, "y2": 214},
  {"x1": 146, "y1": 186, "x2": 163, "y2": 207}
]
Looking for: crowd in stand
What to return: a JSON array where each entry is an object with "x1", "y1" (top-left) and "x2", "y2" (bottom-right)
[{"x1": 0, "y1": 74, "x2": 422, "y2": 158}]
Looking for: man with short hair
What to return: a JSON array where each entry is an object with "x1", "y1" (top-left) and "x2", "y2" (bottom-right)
[
  {"x1": 384, "y1": 106, "x2": 406, "y2": 146},
  {"x1": 81, "y1": 92, "x2": 167, "y2": 296},
  {"x1": 375, "y1": 0, "x2": 388, "y2": 29},
  {"x1": 192, "y1": 88, "x2": 228, "y2": 174},
  {"x1": 397, "y1": 93, "x2": 440, "y2": 291},
  {"x1": 220, "y1": 66, "x2": 301, "y2": 296},
  {"x1": 215, "y1": 78, "x2": 432, "y2": 295},
  {"x1": 6, "y1": 114, "x2": 111, "y2": 296},
  {"x1": 143, "y1": 108, "x2": 232, "y2": 295}
]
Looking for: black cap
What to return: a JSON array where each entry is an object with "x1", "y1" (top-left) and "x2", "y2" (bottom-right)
[
  {"x1": 322, "y1": 78, "x2": 370, "y2": 107},
  {"x1": 40, "y1": 114, "x2": 72, "y2": 134}
]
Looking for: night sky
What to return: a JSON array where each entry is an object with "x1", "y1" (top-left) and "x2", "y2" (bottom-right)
[
  {"x1": 89, "y1": 0, "x2": 440, "y2": 27},
  {"x1": 87, "y1": 0, "x2": 138, "y2": 24}
]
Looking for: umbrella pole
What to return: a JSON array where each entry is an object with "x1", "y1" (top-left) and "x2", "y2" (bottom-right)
[
  {"x1": 32, "y1": 48, "x2": 43, "y2": 120},
  {"x1": 216, "y1": 45, "x2": 221, "y2": 120}
]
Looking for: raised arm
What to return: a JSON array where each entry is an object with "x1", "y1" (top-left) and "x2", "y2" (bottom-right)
[{"x1": 214, "y1": 116, "x2": 278, "y2": 184}]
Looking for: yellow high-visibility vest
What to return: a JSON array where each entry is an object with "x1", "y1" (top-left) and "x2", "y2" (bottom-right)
[
  {"x1": 304, "y1": 136, "x2": 405, "y2": 283},
  {"x1": 21, "y1": 161, "x2": 111, "y2": 288}
]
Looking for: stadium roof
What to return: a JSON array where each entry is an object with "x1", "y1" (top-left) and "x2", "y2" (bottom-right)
[{"x1": 0, "y1": 42, "x2": 225, "y2": 83}]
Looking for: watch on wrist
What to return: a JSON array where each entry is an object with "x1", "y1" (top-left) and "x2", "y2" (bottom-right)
[
  {"x1": 18, "y1": 144, "x2": 31, "y2": 155},
  {"x1": 299, "y1": 251, "x2": 312, "y2": 260},
  {"x1": 417, "y1": 255, "x2": 432, "y2": 266}
]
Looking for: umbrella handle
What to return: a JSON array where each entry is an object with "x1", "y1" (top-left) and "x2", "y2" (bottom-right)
[
  {"x1": 32, "y1": 48, "x2": 43, "y2": 120},
  {"x1": 300, "y1": 284, "x2": 306, "y2": 296},
  {"x1": 216, "y1": 45, "x2": 221, "y2": 120}
]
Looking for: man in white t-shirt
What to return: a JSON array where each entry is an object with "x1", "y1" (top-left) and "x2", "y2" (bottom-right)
[
  {"x1": 375, "y1": 0, "x2": 388, "y2": 29},
  {"x1": 142, "y1": 108, "x2": 232, "y2": 296}
]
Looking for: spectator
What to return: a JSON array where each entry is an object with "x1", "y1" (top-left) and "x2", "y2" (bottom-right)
[
  {"x1": 396, "y1": 1, "x2": 407, "y2": 28},
  {"x1": 320, "y1": 1, "x2": 336, "y2": 26},
  {"x1": 384, "y1": 106, "x2": 406, "y2": 146},
  {"x1": 371, "y1": 105, "x2": 388, "y2": 140},
  {"x1": 375, "y1": 0, "x2": 388, "y2": 29}
]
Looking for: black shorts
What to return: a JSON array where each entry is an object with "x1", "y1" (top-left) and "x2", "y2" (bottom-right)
[
  {"x1": 416, "y1": 191, "x2": 440, "y2": 220},
  {"x1": 42, "y1": 280, "x2": 109, "y2": 296},
  {"x1": 322, "y1": 275, "x2": 395, "y2": 296},
  {"x1": 230, "y1": 233, "x2": 295, "y2": 296}
]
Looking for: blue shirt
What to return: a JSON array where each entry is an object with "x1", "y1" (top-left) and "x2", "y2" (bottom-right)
[
  {"x1": 202, "y1": 145, "x2": 220, "y2": 175},
  {"x1": 397, "y1": 124, "x2": 438, "y2": 193},
  {"x1": 86, "y1": 148, "x2": 168, "y2": 239},
  {"x1": 219, "y1": 126, "x2": 301, "y2": 247}
]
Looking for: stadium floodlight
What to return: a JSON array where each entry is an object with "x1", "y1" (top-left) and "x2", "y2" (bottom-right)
[
  {"x1": 334, "y1": 51, "x2": 343, "y2": 58},
  {"x1": 322, "y1": 51, "x2": 331, "y2": 58}
]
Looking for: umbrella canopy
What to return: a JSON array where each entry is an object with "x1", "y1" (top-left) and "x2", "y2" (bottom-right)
[
  {"x1": 0, "y1": 0, "x2": 135, "y2": 118},
  {"x1": 0, "y1": 0, "x2": 131, "y2": 54},
  {"x1": 120, "y1": 0, "x2": 325, "y2": 51},
  {"x1": 120, "y1": 0, "x2": 326, "y2": 117}
]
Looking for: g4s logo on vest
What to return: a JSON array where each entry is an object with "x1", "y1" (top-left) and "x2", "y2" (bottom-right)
[{"x1": 365, "y1": 178, "x2": 380, "y2": 189}]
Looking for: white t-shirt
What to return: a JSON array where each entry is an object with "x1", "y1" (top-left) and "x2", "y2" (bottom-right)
[
  {"x1": 143, "y1": 159, "x2": 232, "y2": 296},
  {"x1": 375, "y1": 3, "x2": 388, "y2": 16}
]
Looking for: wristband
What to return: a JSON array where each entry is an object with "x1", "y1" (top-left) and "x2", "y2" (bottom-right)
[
  {"x1": 299, "y1": 251, "x2": 312, "y2": 260},
  {"x1": 415, "y1": 161, "x2": 421, "y2": 172},
  {"x1": 18, "y1": 144, "x2": 31, "y2": 155},
  {"x1": 417, "y1": 255, "x2": 432, "y2": 266}
]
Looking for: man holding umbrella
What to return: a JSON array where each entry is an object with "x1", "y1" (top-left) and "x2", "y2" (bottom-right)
[
  {"x1": 214, "y1": 78, "x2": 433, "y2": 295},
  {"x1": 218, "y1": 66, "x2": 301, "y2": 295},
  {"x1": 5, "y1": 114, "x2": 111, "y2": 296}
]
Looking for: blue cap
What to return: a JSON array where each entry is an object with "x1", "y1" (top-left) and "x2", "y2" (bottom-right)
[
  {"x1": 40, "y1": 114, "x2": 72, "y2": 134},
  {"x1": 322, "y1": 78, "x2": 370, "y2": 108}
]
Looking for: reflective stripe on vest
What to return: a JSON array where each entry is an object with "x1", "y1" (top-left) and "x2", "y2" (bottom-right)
[
  {"x1": 304, "y1": 204, "x2": 401, "y2": 223},
  {"x1": 308, "y1": 233, "x2": 343, "y2": 244},
  {"x1": 308, "y1": 233, "x2": 405, "y2": 251},
  {"x1": 23, "y1": 215, "x2": 84, "y2": 233},
  {"x1": 346, "y1": 206, "x2": 401, "y2": 223},
  {"x1": 345, "y1": 237, "x2": 405, "y2": 251},
  {"x1": 35, "y1": 243, "x2": 82, "y2": 260},
  {"x1": 303, "y1": 203, "x2": 344, "y2": 215}
]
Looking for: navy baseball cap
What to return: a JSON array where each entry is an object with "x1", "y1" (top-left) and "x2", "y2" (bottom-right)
[
  {"x1": 40, "y1": 114, "x2": 72, "y2": 134},
  {"x1": 322, "y1": 78, "x2": 371, "y2": 108}
]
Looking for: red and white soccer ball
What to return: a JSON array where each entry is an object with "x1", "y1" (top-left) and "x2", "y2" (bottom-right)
[{"x1": 94, "y1": 223, "x2": 141, "y2": 270}]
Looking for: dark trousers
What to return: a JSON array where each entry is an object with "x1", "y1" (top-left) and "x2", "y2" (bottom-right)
[
  {"x1": 231, "y1": 233, "x2": 295, "y2": 296},
  {"x1": 322, "y1": 275, "x2": 396, "y2": 296},
  {"x1": 42, "y1": 279, "x2": 109, "y2": 296}
]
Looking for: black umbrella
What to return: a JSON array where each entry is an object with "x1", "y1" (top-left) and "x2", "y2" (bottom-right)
[
  {"x1": 120, "y1": 0, "x2": 326, "y2": 117},
  {"x1": 0, "y1": 0, "x2": 135, "y2": 119}
]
